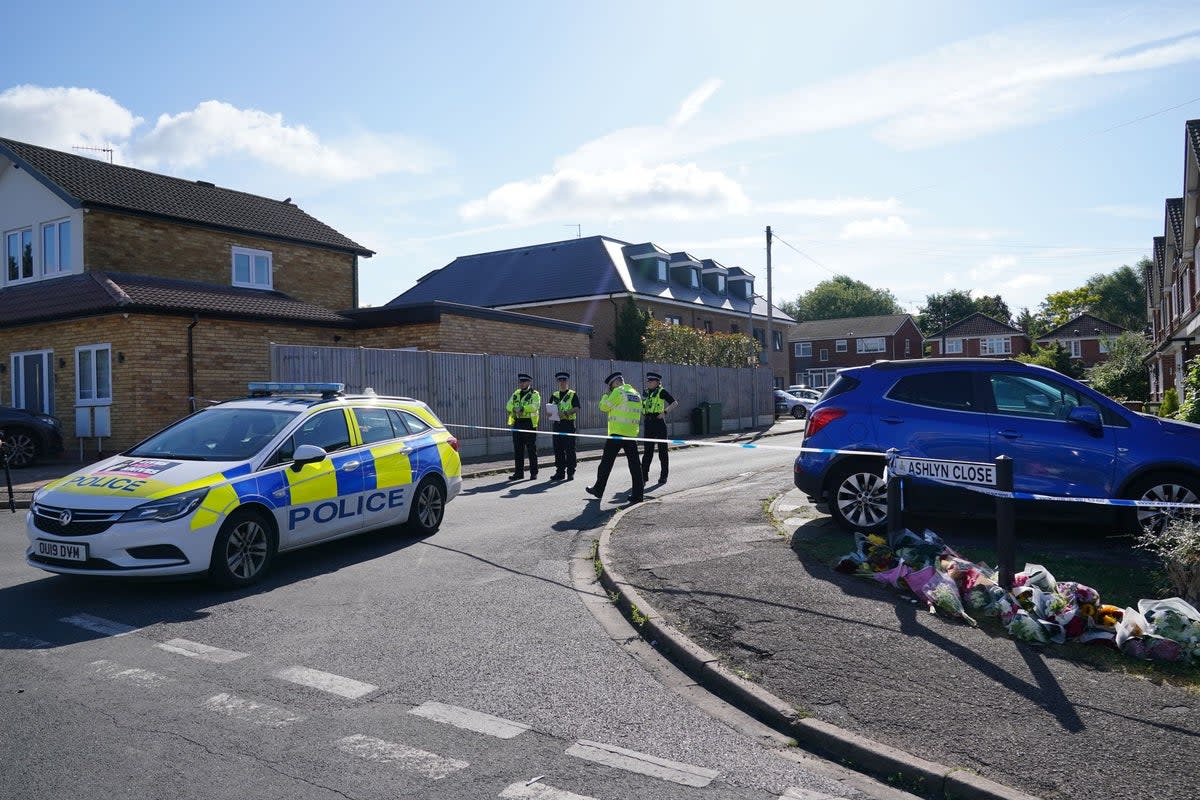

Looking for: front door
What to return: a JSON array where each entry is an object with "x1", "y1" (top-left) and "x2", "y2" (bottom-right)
[{"x1": 12, "y1": 350, "x2": 53, "y2": 413}]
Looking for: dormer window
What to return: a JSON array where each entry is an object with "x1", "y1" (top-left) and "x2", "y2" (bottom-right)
[
  {"x1": 654, "y1": 258, "x2": 668, "y2": 283},
  {"x1": 232, "y1": 245, "x2": 273, "y2": 289},
  {"x1": 687, "y1": 268, "x2": 700, "y2": 289},
  {"x1": 714, "y1": 274, "x2": 726, "y2": 295}
]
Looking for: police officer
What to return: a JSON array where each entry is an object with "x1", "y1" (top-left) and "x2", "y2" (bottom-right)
[
  {"x1": 548, "y1": 371, "x2": 580, "y2": 481},
  {"x1": 640, "y1": 371, "x2": 679, "y2": 485},
  {"x1": 586, "y1": 372, "x2": 644, "y2": 504},
  {"x1": 506, "y1": 372, "x2": 540, "y2": 480}
]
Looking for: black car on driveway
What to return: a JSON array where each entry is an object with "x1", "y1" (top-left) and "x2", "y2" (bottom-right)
[{"x1": 0, "y1": 407, "x2": 65, "y2": 467}]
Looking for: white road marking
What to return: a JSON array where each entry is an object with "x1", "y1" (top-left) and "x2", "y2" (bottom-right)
[
  {"x1": 274, "y1": 665, "x2": 377, "y2": 699},
  {"x1": 336, "y1": 734, "x2": 468, "y2": 779},
  {"x1": 202, "y1": 692, "x2": 304, "y2": 728},
  {"x1": 779, "y1": 788, "x2": 851, "y2": 799},
  {"x1": 155, "y1": 638, "x2": 248, "y2": 664},
  {"x1": 565, "y1": 740, "x2": 719, "y2": 788},
  {"x1": 499, "y1": 782, "x2": 599, "y2": 800},
  {"x1": 60, "y1": 614, "x2": 136, "y2": 637},
  {"x1": 89, "y1": 659, "x2": 172, "y2": 687},
  {"x1": 1, "y1": 631, "x2": 53, "y2": 650},
  {"x1": 409, "y1": 701, "x2": 531, "y2": 739}
]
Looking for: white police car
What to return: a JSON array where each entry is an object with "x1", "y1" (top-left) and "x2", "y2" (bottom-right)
[{"x1": 26, "y1": 383, "x2": 462, "y2": 587}]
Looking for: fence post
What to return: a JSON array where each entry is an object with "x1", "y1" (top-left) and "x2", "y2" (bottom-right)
[
  {"x1": 995, "y1": 455, "x2": 1015, "y2": 590},
  {"x1": 886, "y1": 448, "x2": 903, "y2": 543}
]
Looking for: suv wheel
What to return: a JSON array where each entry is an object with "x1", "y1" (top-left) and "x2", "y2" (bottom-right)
[
  {"x1": 209, "y1": 509, "x2": 276, "y2": 588},
  {"x1": 828, "y1": 462, "x2": 888, "y2": 532},
  {"x1": 0, "y1": 428, "x2": 40, "y2": 468},
  {"x1": 1124, "y1": 473, "x2": 1200, "y2": 536},
  {"x1": 791, "y1": 405, "x2": 807, "y2": 420},
  {"x1": 407, "y1": 475, "x2": 446, "y2": 535}
]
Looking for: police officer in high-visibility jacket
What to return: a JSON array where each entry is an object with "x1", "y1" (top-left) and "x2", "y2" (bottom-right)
[
  {"x1": 549, "y1": 371, "x2": 581, "y2": 481},
  {"x1": 640, "y1": 371, "x2": 679, "y2": 485},
  {"x1": 506, "y1": 372, "x2": 541, "y2": 480},
  {"x1": 586, "y1": 371, "x2": 644, "y2": 504}
]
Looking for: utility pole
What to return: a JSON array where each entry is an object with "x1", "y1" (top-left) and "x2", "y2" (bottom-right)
[{"x1": 765, "y1": 225, "x2": 773, "y2": 380}]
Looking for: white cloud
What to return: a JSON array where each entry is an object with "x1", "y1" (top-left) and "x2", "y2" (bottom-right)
[
  {"x1": 1089, "y1": 204, "x2": 1160, "y2": 220},
  {"x1": 671, "y1": 79, "x2": 723, "y2": 127},
  {"x1": 0, "y1": 85, "x2": 141, "y2": 153},
  {"x1": 840, "y1": 216, "x2": 911, "y2": 239},
  {"x1": 459, "y1": 163, "x2": 750, "y2": 223},
  {"x1": 131, "y1": 100, "x2": 447, "y2": 181},
  {"x1": 969, "y1": 255, "x2": 1018, "y2": 280}
]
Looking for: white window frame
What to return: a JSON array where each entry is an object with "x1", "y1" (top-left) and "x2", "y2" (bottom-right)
[
  {"x1": 41, "y1": 218, "x2": 71, "y2": 276},
  {"x1": 76, "y1": 343, "x2": 113, "y2": 407},
  {"x1": 856, "y1": 337, "x2": 886, "y2": 354},
  {"x1": 231, "y1": 245, "x2": 273, "y2": 289},
  {"x1": 11, "y1": 350, "x2": 54, "y2": 413},
  {"x1": 979, "y1": 336, "x2": 1012, "y2": 356},
  {"x1": 1099, "y1": 337, "x2": 1110, "y2": 354},
  {"x1": 819, "y1": 348, "x2": 829, "y2": 362},
  {"x1": 794, "y1": 342, "x2": 812, "y2": 357},
  {"x1": 5, "y1": 227, "x2": 34, "y2": 285},
  {"x1": 945, "y1": 338, "x2": 963, "y2": 354},
  {"x1": 1068, "y1": 340, "x2": 1082, "y2": 359},
  {"x1": 665, "y1": 315, "x2": 682, "y2": 325},
  {"x1": 835, "y1": 339, "x2": 847, "y2": 352}
]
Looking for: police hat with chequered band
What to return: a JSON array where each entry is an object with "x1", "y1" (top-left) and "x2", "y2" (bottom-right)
[
  {"x1": 647, "y1": 371, "x2": 662, "y2": 381},
  {"x1": 555, "y1": 371, "x2": 570, "y2": 380},
  {"x1": 604, "y1": 371, "x2": 623, "y2": 386},
  {"x1": 517, "y1": 373, "x2": 532, "y2": 382}
]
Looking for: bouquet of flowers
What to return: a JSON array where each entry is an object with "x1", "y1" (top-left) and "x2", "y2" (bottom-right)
[
  {"x1": 891, "y1": 529, "x2": 954, "y2": 569},
  {"x1": 1014, "y1": 563, "x2": 1058, "y2": 592},
  {"x1": 905, "y1": 564, "x2": 976, "y2": 626},
  {"x1": 1138, "y1": 598, "x2": 1200, "y2": 664}
]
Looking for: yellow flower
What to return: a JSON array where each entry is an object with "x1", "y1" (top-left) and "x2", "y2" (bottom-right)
[{"x1": 867, "y1": 534, "x2": 886, "y2": 547}]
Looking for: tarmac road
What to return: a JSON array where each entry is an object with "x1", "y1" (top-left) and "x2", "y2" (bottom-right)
[{"x1": 604, "y1": 456, "x2": 1200, "y2": 800}]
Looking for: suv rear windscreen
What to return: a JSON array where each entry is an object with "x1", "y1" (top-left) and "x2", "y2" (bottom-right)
[{"x1": 821, "y1": 375, "x2": 859, "y2": 400}]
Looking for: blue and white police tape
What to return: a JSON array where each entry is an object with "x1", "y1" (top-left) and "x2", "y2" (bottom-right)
[
  {"x1": 884, "y1": 459, "x2": 1200, "y2": 511},
  {"x1": 443, "y1": 422, "x2": 885, "y2": 459}
]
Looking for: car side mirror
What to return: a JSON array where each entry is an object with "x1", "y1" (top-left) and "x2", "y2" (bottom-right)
[
  {"x1": 290, "y1": 443, "x2": 328, "y2": 471},
  {"x1": 1067, "y1": 406, "x2": 1102, "y2": 431}
]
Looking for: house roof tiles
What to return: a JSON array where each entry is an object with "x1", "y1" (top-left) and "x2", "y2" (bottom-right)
[
  {"x1": 1188, "y1": 119, "x2": 1200, "y2": 167},
  {"x1": 787, "y1": 314, "x2": 914, "y2": 341},
  {"x1": 1167, "y1": 197, "x2": 1184, "y2": 245},
  {"x1": 926, "y1": 312, "x2": 1026, "y2": 340},
  {"x1": 0, "y1": 137, "x2": 372, "y2": 255},
  {"x1": 1036, "y1": 313, "x2": 1127, "y2": 341},
  {"x1": 0, "y1": 272, "x2": 353, "y2": 327}
]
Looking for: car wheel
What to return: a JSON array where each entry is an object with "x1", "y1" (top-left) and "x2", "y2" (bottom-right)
[
  {"x1": 828, "y1": 461, "x2": 888, "y2": 532},
  {"x1": 1123, "y1": 473, "x2": 1200, "y2": 536},
  {"x1": 791, "y1": 405, "x2": 807, "y2": 420},
  {"x1": 209, "y1": 509, "x2": 276, "y2": 588},
  {"x1": 0, "y1": 428, "x2": 40, "y2": 468},
  {"x1": 407, "y1": 475, "x2": 446, "y2": 535}
]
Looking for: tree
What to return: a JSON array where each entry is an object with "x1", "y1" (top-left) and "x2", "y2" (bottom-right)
[
  {"x1": 643, "y1": 320, "x2": 757, "y2": 367},
  {"x1": 1014, "y1": 307, "x2": 1047, "y2": 340},
  {"x1": 1016, "y1": 342, "x2": 1083, "y2": 379},
  {"x1": 1038, "y1": 286, "x2": 1099, "y2": 329},
  {"x1": 1087, "y1": 331, "x2": 1150, "y2": 402},
  {"x1": 780, "y1": 275, "x2": 902, "y2": 322},
  {"x1": 1085, "y1": 262, "x2": 1148, "y2": 332},
  {"x1": 917, "y1": 289, "x2": 1011, "y2": 335},
  {"x1": 611, "y1": 297, "x2": 649, "y2": 360},
  {"x1": 1177, "y1": 357, "x2": 1200, "y2": 423}
]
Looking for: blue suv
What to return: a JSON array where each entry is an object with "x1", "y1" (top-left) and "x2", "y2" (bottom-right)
[{"x1": 793, "y1": 358, "x2": 1200, "y2": 534}]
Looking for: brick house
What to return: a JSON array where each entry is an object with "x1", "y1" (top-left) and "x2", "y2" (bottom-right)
[
  {"x1": 0, "y1": 137, "x2": 590, "y2": 456},
  {"x1": 1144, "y1": 119, "x2": 1200, "y2": 402},
  {"x1": 1035, "y1": 313, "x2": 1126, "y2": 368},
  {"x1": 383, "y1": 236, "x2": 796, "y2": 386},
  {"x1": 787, "y1": 314, "x2": 923, "y2": 389},
  {"x1": 925, "y1": 313, "x2": 1031, "y2": 358}
]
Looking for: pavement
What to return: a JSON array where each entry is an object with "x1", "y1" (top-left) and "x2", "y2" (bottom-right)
[{"x1": 10, "y1": 420, "x2": 1199, "y2": 800}]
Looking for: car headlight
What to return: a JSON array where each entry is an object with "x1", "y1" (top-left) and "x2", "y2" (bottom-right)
[{"x1": 119, "y1": 488, "x2": 210, "y2": 523}]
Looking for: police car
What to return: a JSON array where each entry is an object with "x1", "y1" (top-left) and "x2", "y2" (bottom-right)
[{"x1": 26, "y1": 383, "x2": 462, "y2": 587}]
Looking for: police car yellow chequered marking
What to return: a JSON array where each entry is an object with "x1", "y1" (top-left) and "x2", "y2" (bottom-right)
[
  {"x1": 369, "y1": 442, "x2": 412, "y2": 489},
  {"x1": 190, "y1": 483, "x2": 240, "y2": 531},
  {"x1": 286, "y1": 460, "x2": 339, "y2": 504},
  {"x1": 437, "y1": 440, "x2": 461, "y2": 478}
]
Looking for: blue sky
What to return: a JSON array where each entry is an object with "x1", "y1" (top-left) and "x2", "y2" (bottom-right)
[{"x1": 2, "y1": 1, "x2": 1198, "y2": 316}]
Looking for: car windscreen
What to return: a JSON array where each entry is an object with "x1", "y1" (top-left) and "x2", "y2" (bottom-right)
[{"x1": 126, "y1": 408, "x2": 300, "y2": 461}]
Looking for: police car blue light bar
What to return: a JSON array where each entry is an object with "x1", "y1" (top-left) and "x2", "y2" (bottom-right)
[{"x1": 248, "y1": 382, "x2": 345, "y2": 396}]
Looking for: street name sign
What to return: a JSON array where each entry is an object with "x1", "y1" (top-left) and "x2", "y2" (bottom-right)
[{"x1": 889, "y1": 456, "x2": 997, "y2": 487}]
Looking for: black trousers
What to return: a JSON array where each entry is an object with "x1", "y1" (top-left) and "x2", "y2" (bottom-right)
[
  {"x1": 511, "y1": 419, "x2": 538, "y2": 475},
  {"x1": 593, "y1": 436, "x2": 644, "y2": 500},
  {"x1": 552, "y1": 420, "x2": 577, "y2": 475},
  {"x1": 641, "y1": 416, "x2": 669, "y2": 481}
]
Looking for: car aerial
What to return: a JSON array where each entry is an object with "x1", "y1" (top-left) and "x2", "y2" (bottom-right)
[
  {"x1": 774, "y1": 388, "x2": 815, "y2": 419},
  {"x1": 793, "y1": 358, "x2": 1200, "y2": 535},
  {"x1": 26, "y1": 382, "x2": 461, "y2": 587},
  {"x1": 0, "y1": 406, "x2": 65, "y2": 468}
]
